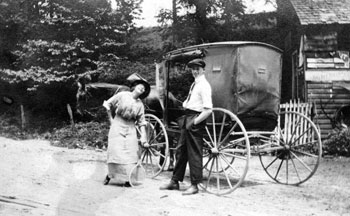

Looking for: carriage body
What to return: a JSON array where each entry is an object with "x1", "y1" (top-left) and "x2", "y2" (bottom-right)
[{"x1": 160, "y1": 42, "x2": 282, "y2": 131}]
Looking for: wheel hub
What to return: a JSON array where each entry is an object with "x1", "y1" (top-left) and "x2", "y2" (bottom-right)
[
  {"x1": 276, "y1": 145, "x2": 291, "y2": 160},
  {"x1": 210, "y1": 147, "x2": 219, "y2": 155}
]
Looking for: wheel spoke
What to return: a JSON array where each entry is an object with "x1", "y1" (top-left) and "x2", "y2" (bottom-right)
[
  {"x1": 205, "y1": 126, "x2": 216, "y2": 147},
  {"x1": 148, "y1": 131, "x2": 164, "y2": 145},
  {"x1": 264, "y1": 156, "x2": 279, "y2": 170},
  {"x1": 205, "y1": 156, "x2": 216, "y2": 189},
  {"x1": 141, "y1": 149, "x2": 147, "y2": 162},
  {"x1": 150, "y1": 142, "x2": 167, "y2": 147},
  {"x1": 286, "y1": 154, "x2": 289, "y2": 184},
  {"x1": 221, "y1": 150, "x2": 247, "y2": 160},
  {"x1": 203, "y1": 138, "x2": 215, "y2": 149},
  {"x1": 148, "y1": 151, "x2": 155, "y2": 176},
  {"x1": 146, "y1": 122, "x2": 152, "y2": 138},
  {"x1": 290, "y1": 151, "x2": 313, "y2": 172},
  {"x1": 218, "y1": 113, "x2": 227, "y2": 144},
  {"x1": 203, "y1": 155, "x2": 214, "y2": 169},
  {"x1": 290, "y1": 155, "x2": 302, "y2": 182},
  {"x1": 218, "y1": 155, "x2": 233, "y2": 189},
  {"x1": 148, "y1": 119, "x2": 158, "y2": 131},
  {"x1": 220, "y1": 153, "x2": 241, "y2": 176},
  {"x1": 288, "y1": 115, "x2": 303, "y2": 142},
  {"x1": 278, "y1": 128, "x2": 287, "y2": 146},
  {"x1": 152, "y1": 148, "x2": 166, "y2": 159},
  {"x1": 203, "y1": 145, "x2": 211, "y2": 151},
  {"x1": 142, "y1": 151, "x2": 149, "y2": 169},
  {"x1": 145, "y1": 150, "x2": 150, "y2": 168},
  {"x1": 289, "y1": 126, "x2": 313, "y2": 146},
  {"x1": 136, "y1": 126, "x2": 141, "y2": 135},
  {"x1": 274, "y1": 159, "x2": 284, "y2": 179},
  {"x1": 290, "y1": 140, "x2": 318, "y2": 148},
  {"x1": 216, "y1": 157, "x2": 220, "y2": 192},
  {"x1": 217, "y1": 122, "x2": 238, "y2": 149},
  {"x1": 212, "y1": 112, "x2": 217, "y2": 146},
  {"x1": 291, "y1": 149, "x2": 319, "y2": 158}
]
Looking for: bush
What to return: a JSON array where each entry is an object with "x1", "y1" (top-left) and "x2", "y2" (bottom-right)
[
  {"x1": 323, "y1": 126, "x2": 350, "y2": 157},
  {"x1": 48, "y1": 121, "x2": 109, "y2": 149},
  {"x1": 0, "y1": 112, "x2": 54, "y2": 140},
  {"x1": 0, "y1": 113, "x2": 23, "y2": 139},
  {"x1": 0, "y1": 111, "x2": 110, "y2": 150}
]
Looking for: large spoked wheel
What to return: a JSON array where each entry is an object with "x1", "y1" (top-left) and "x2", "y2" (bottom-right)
[
  {"x1": 200, "y1": 108, "x2": 250, "y2": 195},
  {"x1": 137, "y1": 114, "x2": 169, "y2": 178},
  {"x1": 259, "y1": 111, "x2": 322, "y2": 185}
]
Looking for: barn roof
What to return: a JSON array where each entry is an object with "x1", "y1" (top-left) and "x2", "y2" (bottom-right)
[{"x1": 289, "y1": 0, "x2": 350, "y2": 25}]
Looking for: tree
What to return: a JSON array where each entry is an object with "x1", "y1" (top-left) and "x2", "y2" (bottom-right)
[
  {"x1": 0, "y1": 0, "x2": 143, "y2": 122},
  {"x1": 156, "y1": 0, "x2": 281, "y2": 51},
  {"x1": 156, "y1": 0, "x2": 247, "y2": 49}
]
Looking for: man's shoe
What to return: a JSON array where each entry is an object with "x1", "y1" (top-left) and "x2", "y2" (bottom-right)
[
  {"x1": 103, "y1": 175, "x2": 110, "y2": 185},
  {"x1": 159, "y1": 180, "x2": 179, "y2": 190},
  {"x1": 182, "y1": 184, "x2": 198, "y2": 195}
]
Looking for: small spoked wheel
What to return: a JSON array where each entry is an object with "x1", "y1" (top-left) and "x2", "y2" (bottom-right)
[
  {"x1": 200, "y1": 108, "x2": 250, "y2": 195},
  {"x1": 259, "y1": 111, "x2": 322, "y2": 185},
  {"x1": 137, "y1": 114, "x2": 169, "y2": 178}
]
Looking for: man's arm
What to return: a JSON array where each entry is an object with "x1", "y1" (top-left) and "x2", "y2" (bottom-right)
[{"x1": 194, "y1": 107, "x2": 212, "y2": 125}]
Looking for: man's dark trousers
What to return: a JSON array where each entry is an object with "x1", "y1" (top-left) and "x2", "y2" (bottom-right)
[{"x1": 171, "y1": 111, "x2": 205, "y2": 185}]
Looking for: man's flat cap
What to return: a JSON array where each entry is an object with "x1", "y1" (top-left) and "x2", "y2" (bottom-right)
[{"x1": 187, "y1": 59, "x2": 206, "y2": 68}]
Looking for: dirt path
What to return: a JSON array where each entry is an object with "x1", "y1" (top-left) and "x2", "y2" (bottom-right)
[{"x1": 0, "y1": 136, "x2": 349, "y2": 216}]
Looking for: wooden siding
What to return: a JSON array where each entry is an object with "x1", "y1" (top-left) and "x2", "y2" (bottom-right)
[
  {"x1": 304, "y1": 32, "x2": 337, "y2": 52},
  {"x1": 307, "y1": 82, "x2": 350, "y2": 139},
  {"x1": 305, "y1": 70, "x2": 350, "y2": 81},
  {"x1": 307, "y1": 56, "x2": 349, "y2": 69}
]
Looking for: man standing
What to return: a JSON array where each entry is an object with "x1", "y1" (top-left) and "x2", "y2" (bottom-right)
[{"x1": 160, "y1": 58, "x2": 213, "y2": 195}]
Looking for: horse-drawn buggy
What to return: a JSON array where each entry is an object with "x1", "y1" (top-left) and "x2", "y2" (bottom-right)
[{"x1": 136, "y1": 41, "x2": 322, "y2": 195}]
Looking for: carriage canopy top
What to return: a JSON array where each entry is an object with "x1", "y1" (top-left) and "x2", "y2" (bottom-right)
[{"x1": 161, "y1": 41, "x2": 283, "y2": 130}]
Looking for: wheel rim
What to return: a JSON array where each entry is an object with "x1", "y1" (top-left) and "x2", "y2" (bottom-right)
[
  {"x1": 200, "y1": 108, "x2": 250, "y2": 195},
  {"x1": 129, "y1": 163, "x2": 146, "y2": 187},
  {"x1": 259, "y1": 111, "x2": 322, "y2": 185},
  {"x1": 138, "y1": 114, "x2": 169, "y2": 178}
]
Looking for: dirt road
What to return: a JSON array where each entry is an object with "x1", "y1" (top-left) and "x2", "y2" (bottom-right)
[{"x1": 0, "y1": 136, "x2": 349, "y2": 216}]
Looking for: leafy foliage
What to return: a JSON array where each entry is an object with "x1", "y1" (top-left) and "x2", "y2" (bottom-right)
[
  {"x1": 0, "y1": 0, "x2": 144, "y2": 126},
  {"x1": 156, "y1": 0, "x2": 280, "y2": 50},
  {"x1": 0, "y1": 111, "x2": 109, "y2": 149},
  {"x1": 0, "y1": 113, "x2": 24, "y2": 140},
  {"x1": 128, "y1": 27, "x2": 164, "y2": 62},
  {"x1": 323, "y1": 127, "x2": 350, "y2": 157},
  {"x1": 156, "y1": 0, "x2": 247, "y2": 48},
  {"x1": 49, "y1": 121, "x2": 109, "y2": 149}
]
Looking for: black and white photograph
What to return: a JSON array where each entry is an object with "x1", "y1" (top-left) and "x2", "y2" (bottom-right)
[{"x1": 0, "y1": 0, "x2": 349, "y2": 215}]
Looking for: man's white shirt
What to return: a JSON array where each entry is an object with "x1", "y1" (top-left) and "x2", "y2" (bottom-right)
[{"x1": 183, "y1": 74, "x2": 213, "y2": 112}]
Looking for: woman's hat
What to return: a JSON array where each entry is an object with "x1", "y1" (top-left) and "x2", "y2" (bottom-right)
[
  {"x1": 187, "y1": 59, "x2": 206, "y2": 68},
  {"x1": 127, "y1": 73, "x2": 151, "y2": 99}
]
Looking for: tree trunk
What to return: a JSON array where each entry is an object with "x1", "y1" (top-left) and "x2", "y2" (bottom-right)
[{"x1": 172, "y1": 0, "x2": 177, "y2": 44}]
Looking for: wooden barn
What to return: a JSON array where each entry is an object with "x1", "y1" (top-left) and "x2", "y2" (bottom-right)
[{"x1": 277, "y1": 0, "x2": 350, "y2": 138}]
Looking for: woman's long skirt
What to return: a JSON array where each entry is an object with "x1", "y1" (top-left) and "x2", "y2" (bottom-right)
[{"x1": 107, "y1": 116, "x2": 139, "y2": 182}]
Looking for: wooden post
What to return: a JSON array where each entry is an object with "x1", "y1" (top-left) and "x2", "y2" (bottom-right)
[
  {"x1": 67, "y1": 104, "x2": 74, "y2": 128},
  {"x1": 20, "y1": 105, "x2": 26, "y2": 131}
]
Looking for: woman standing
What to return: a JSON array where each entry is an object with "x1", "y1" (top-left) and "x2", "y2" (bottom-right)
[{"x1": 102, "y1": 73, "x2": 151, "y2": 186}]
